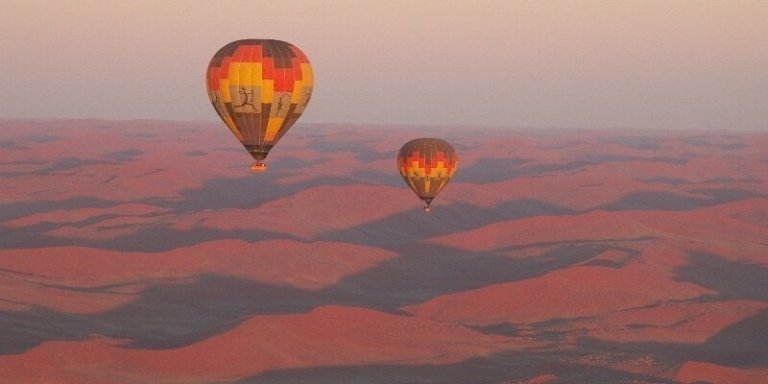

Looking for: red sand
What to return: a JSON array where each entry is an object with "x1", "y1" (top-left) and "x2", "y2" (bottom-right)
[
  {"x1": 0, "y1": 305, "x2": 533, "y2": 383},
  {"x1": 405, "y1": 259, "x2": 714, "y2": 325},
  {"x1": 1, "y1": 120, "x2": 766, "y2": 383},
  {"x1": 675, "y1": 361, "x2": 768, "y2": 384},
  {"x1": 0, "y1": 240, "x2": 396, "y2": 313}
]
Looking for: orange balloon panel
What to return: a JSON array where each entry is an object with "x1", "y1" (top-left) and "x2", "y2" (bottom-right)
[
  {"x1": 206, "y1": 39, "x2": 313, "y2": 165},
  {"x1": 397, "y1": 138, "x2": 459, "y2": 209}
]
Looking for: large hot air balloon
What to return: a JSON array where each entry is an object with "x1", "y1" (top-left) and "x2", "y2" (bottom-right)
[
  {"x1": 206, "y1": 39, "x2": 313, "y2": 171},
  {"x1": 397, "y1": 138, "x2": 459, "y2": 212}
]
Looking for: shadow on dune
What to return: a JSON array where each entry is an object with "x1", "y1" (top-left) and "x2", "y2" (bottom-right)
[
  {"x1": 0, "y1": 173, "x2": 361, "y2": 252},
  {"x1": 0, "y1": 197, "x2": 117, "y2": 224},
  {"x1": 703, "y1": 309, "x2": 768, "y2": 366},
  {"x1": 0, "y1": 215, "x2": 293, "y2": 252},
  {"x1": 299, "y1": 135, "x2": 400, "y2": 163},
  {"x1": 601, "y1": 189, "x2": 761, "y2": 212},
  {"x1": 230, "y1": 248, "x2": 768, "y2": 383},
  {"x1": 0, "y1": 140, "x2": 30, "y2": 150},
  {"x1": 601, "y1": 135, "x2": 664, "y2": 151},
  {"x1": 4, "y1": 281, "x2": 725, "y2": 384},
  {"x1": 681, "y1": 135, "x2": 748, "y2": 150},
  {"x1": 0, "y1": 241, "x2": 613, "y2": 353},
  {"x1": 0, "y1": 307, "x2": 99, "y2": 355},
  {"x1": 0, "y1": 275, "x2": 325, "y2": 353},
  {"x1": 145, "y1": 172, "x2": 360, "y2": 213},
  {"x1": 102, "y1": 149, "x2": 144, "y2": 161},
  {"x1": 15, "y1": 133, "x2": 64, "y2": 144},
  {"x1": 4, "y1": 176, "x2": 756, "y2": 253},
  {"x1": 319, "y1": 199, "x2": 576, "y2": 248},
  {"x1": 692, "y1": 188, "x2": 762, "y2": 203},
  {"x1": 1, "y1": 222, "x2": 69, "y2": 249},
  {"x1": 577, "y1": 307, "x2": 768, "y2": 368},
  {"x1": 94, "y1": 274, "x2": 325, "y2": 349},
  {"x1": 677, "y1": 251, "x2": 768, "y2": 301},
  {"x1": 5, "y1": 195, "x2": 572, "y2": 253},
  {"x1": 322, "y1": 243, "x2": 611, "y2": 311},
  {"x1": 234, "y1": 306, "x2": 768, "y2": 384},
  {"x1": 235, "y1": 346, "x2": 676, "y2": 384},
  {"x1": 640, "y1": 176, "x2": 762, "y2": 186},
  {"x1": 459, "y1": 156, "x2": 688, "y2": 184},
  {"x1": 3, "y1": 195, "x2": 575, "y2": 252},
  {"x1": 0, "y1": 157, "x2": 117, "y2": 178},
  {"x1": 455, "y1": 158, "x2": 529, "y2": 183},
  {"x1": 82, "y1": 225, "x2": 294, "y2": 253},
  {"x1": 351, "y1": 169, "x2": 403, "y2": 187},
  {"x1": 459, "y1": 159, "x2": 595, "y2": 184}
]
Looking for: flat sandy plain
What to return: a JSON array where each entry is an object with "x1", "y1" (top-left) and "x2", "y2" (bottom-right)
[{"x1": 1, "y1": 119, "x2": 767, "y2": 383}]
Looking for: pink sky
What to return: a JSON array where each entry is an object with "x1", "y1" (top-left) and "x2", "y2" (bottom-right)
[{"x1": 1, "y1": 0, "x2": 766, "y2": 130}]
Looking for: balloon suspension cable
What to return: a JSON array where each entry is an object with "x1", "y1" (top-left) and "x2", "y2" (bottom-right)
[{"x1": 250, "y1": 161, "x2": 268, "y2": 172}]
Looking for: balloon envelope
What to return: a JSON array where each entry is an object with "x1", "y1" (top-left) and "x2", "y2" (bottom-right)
[
  {"x1": 397, "y1": 138, "x2": 459, "y2": 211},
  {"x1": 206, "y1": 39, "x2": 313, "y2": 171}
]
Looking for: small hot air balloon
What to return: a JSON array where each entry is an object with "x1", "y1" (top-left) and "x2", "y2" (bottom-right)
[
  {"x1": 206, "y1": 39, "x2": 313, "y2": 171},
  {"x1": 397, "y1": 138, "x2": 459, "y2": 212}
]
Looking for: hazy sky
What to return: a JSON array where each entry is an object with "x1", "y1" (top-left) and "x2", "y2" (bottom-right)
[{"x1": 1, "y1": 0, "x2": 767, "y2": 130}]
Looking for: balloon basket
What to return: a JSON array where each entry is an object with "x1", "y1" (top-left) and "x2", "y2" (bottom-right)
[
  {"x1": 423, "y1": 205, "x2": 431, "y2": 213},
  {"x1": 250, "y1": 162, "x2": 267, "y2": 172}
]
